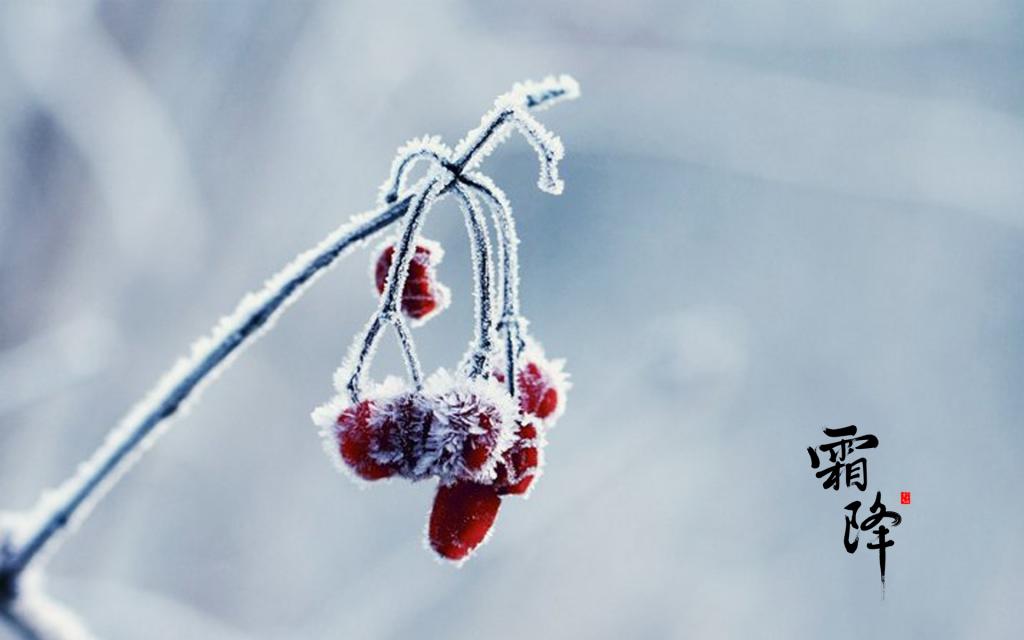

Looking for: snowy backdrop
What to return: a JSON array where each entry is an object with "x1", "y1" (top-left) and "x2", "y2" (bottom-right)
[{"x1": 1, "y1": 0, "x2": 1022, "y2": 638}]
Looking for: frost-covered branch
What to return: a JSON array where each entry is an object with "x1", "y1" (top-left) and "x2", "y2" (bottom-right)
[
  {"x1": 1, "y1": 572, "x2": 94, "y2": 640},
  {"x1": 452, "y1": 99, "x2": 570, "y2": 195},
  {"x1": 378, "y1": 136, "x2": 453, "y2": 205},
  {"x1": 345, "y1": 176, "x2": 499, "y2": 397},
  {"x1": 342, "y1": 75, "x2": 579, "y2": 397},
  {"x1": 345, "y1": 175, "x2": 447, "y2": 400},
  {"x1": 451, "y1": 183, "x2": 496, "y2": 378},
  {"x1": 0, "y1": 74, "x2": 579, "y2": 610},
  {"x1": 459, "y1": 172, "x2": 523, "y2": 394}
]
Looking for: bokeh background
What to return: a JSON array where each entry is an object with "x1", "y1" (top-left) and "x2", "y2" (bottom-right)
[{"x1": 2, "y1": 1, "x2": 1023, "y2": 638}]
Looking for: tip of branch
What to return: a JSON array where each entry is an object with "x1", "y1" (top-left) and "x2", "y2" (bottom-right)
[{"x1": 500, "y1": 74, "x2": 581, "y2": 112}]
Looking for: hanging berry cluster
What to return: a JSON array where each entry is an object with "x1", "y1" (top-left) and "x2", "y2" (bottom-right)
[{"x1": 312, "y1": 76, "x2": 577, "y2": 564}]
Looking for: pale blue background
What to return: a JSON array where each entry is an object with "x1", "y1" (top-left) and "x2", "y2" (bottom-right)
[{"x1": 1, "y1": 1, "x2": 1022, "y2": 638}]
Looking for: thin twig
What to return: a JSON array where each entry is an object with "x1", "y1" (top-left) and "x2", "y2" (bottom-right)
[
  {"x1": 459, "y1": 173, "x2": 523, "y2": 395},
  {"x1": 345, "y1": 175, "x2": 446, "y2": 400},
  {"x1": 451, "y1": 183, "x2": 497, "y2": 378}
]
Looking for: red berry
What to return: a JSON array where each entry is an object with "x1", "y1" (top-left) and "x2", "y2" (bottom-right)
[
  {"x1": 517, "y1": 423, "x2": 538, "y2": 440},
  {"x1": 460, "y1": 411, "x2": 496, "y2": 472},
  {"x1": 337, "y1": 401, "x2": 394, "y2": 480},
  {"x1": 371, "y1": 393, "x2": 433, "y2": 478},
  {"x1": 518, "y1": 362, "x2": 559, "y2": 419},
  {"x1": 374, "y1": 243, "x2": 448, "y2": 321},
  {"x1": 462, "y1": 438, "x2": 491, "y2": 471},
  {"x1": 427, "y1": 380, "x2": 509, "y2": 481},
  {"x1": 495, "y1": 423, "x2": 541, "y2": 496},
  {"x1": 428, "y1": 481, "x2": 502, "y2": 561}
]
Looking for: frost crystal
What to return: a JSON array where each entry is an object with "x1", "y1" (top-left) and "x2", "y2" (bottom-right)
[
  {"x1": 378, "y1": 135, "x2": 453, "y2": 205},
  {"x1": 502, "y1": 74, "x2": 581, "y2": 112},
  {"x1": 423, "y1": 370, "x2": 519, "y2": 484}
]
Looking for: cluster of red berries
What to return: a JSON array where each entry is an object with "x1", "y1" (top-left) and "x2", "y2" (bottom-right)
[
  {"x1": 331, "y1": 373, "x2": 514, "y2": 486},
  {"x1": 430, "y1": 358, "x2": 564, "y2": 562},
  {"x1": 315, "y1": 239, "x2": 568, "y2": 563},
  {"x1": 322, "y1": 348, "x2": 565, "y2": 563}
]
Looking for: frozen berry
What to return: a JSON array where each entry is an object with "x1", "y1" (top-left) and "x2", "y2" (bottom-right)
[
  {"x1": 461, "y1": 411, "x2": 497, "y2": 472},
  {"x1": 428, "y1": 481, "x2": 502, "y2": 561},
  {"x1": 374, "y1": 241, "x2": 450, "y2": 322},
  {"x1": 518, "y1": 362, "x2": 559, "y2": 419},
  {"x1": 337, "y1": 401, "x2": 394, "y2": 480},
  {"x1": 496, "y1": 423, "x2": 541, "y2": 496},
  {"x1": 371, "y1": 394, "x2": 434, "y2": 479},
  {"x1": 426, "y1": 372, "x2": 517, "y2": 483}
]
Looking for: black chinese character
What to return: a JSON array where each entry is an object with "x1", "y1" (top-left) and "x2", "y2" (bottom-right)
[
  {"x1": 807, "y1": 425, "x2": 878, "y2": 491},
  {"x1": 843, "y1": 491, "x2": 902, "y2": 596}
]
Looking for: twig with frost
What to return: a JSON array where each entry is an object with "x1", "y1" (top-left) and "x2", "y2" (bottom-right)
[
  {"x1": 459, "y1": 172, "x2": 523, "y2": 393},
  {"x1": 0, "y1": 75, "x2": 579, "y2": 625},
  {"x1": 316, "y1": 77, "x2": 575, "y2": 565}
]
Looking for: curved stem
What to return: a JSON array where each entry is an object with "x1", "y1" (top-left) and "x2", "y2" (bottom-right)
[
  {"x1": 380, "y1": 142, "x2": 452, "y2": 205},
  {"x1": 392, "y1": 316, "x2": 424, "y2": 389},
  {"x1": 344, "y1": 315, "x2": 386, "y2": 402},
  {"x1": 459, "y1": 174, "x2": 519, "y2": 322},
  {"x1": 451, "y1": 184, "x2": 496, "y2": 378},
  {"x1": 458, "y1": 174, "x2": 523, "y2": 394},
  {"x1": 346, "y1": 176, "x2": 446, "y2": 398},
  {"x1": 380, "y1": 178, "x2": 446, "y2": 315}
]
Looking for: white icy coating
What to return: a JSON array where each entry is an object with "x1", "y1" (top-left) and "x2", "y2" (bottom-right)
[
  {"x1": 381, "y1": 75, "x2": 578, "y2": 203},
  {"x1": 506, "y1": 108, "x2": 567, "y2": 196},
  {"x1": 452, "y1": 102, "x2": 567, "y2": 195},
  {"x1": 314, "y1": 368, "x2": 518, "y2": 486},
  {"x1": 377, "y1": 135, "x2": 453, "y2": 206},
  {"x1": 315, "y1": 335, "x2": 566, "y2": 492},
  {"x1": 451, "y1": 184, "x2": 498, "y2": 378},
  {"x1": 422, "y1": 368, "x2": 519, "y2": 485},
  {"x1": 367, "y1": 234, "x2": 452, "y2": 327},
  {"x1": 1, "y1": 571, "x2": 96, "y2": 640},
  {"x1": 450, "y1": 74, "x2": 576, "y2": 195},
  {"x1": 502, "y1": 74, "x2": 581, "y2": 113},
  {"x1": 462, "y1": 172, "x2": 519, "y2": 316},
  {"x1": 339, "y1": 75, "x2": 579, "y2": 404},
  {"x1": 341, "y1": 75, "x2": 581, "y2": 401},
  {"x1": 459, "y1": 172, "x2": 523, "y2": 394},
  {"x1": 341, "y1": 175, "x2": 449, "y2": 398}
]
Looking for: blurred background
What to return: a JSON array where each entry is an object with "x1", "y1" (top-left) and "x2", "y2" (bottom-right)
[{"x1": 2, "y1": 0, "x2": 1023, "y2": 638}]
